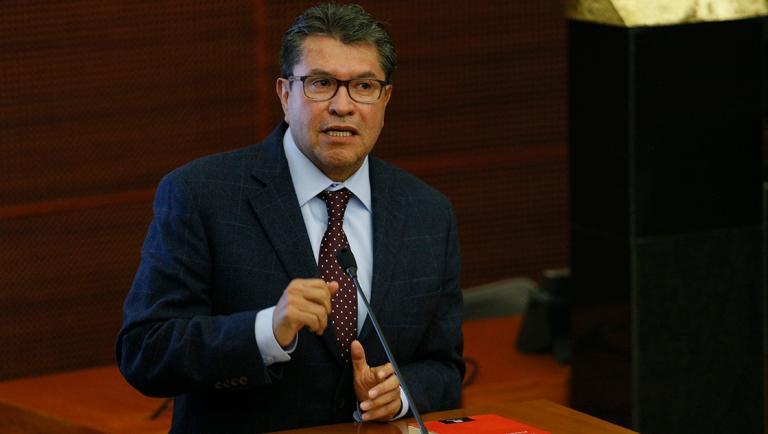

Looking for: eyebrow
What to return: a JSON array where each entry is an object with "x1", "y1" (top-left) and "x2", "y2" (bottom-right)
[{"x1": 306, "y1": 68, "x2": 381, "y2": 80}]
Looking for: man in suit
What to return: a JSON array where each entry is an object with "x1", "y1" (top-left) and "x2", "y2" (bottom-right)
[{"x1": 117, "y1": 4, "x2": 464, "y2": 433}]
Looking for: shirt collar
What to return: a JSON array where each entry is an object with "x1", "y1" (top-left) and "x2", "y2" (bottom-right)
[{"x1": 283, "y1": 127, "x2": 372, "y2": 211}]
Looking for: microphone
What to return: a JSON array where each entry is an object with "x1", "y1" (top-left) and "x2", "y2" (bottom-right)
[{"x1": 336, "y1": 247, "x2": 428, "y2": 434}]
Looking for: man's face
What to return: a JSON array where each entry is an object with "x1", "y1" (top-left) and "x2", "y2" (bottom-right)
[{"x1": 277, "y1": 35, "x2": 392, "y2": 181}]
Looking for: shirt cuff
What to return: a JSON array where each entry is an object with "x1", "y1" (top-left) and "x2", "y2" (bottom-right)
[
  {"x1": 393, "y1": 386, "x2": 410, "y2": 419},
  {"x1": 255, "y1": 306, "x2": 295, "y2": 366}
]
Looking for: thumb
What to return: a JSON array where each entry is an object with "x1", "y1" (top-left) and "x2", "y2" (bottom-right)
[
  {"x1": 351, "y1": 340, "x2": 367, "y2": 372},
  {"x1": 327, "y1": 281, "x2": 340, "y2": 296}
]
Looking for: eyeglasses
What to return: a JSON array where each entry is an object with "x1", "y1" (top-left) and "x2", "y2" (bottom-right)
[{"x1": 287, "y1": 75, "x2": 389, "y2": 104}]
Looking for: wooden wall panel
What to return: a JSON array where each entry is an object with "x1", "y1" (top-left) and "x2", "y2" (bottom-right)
[
  {"x1": 418, "y1": 158, "x2": 568, "y2": 284},
  {"x1": 0, "y1": 201, "x2": 151, "y2": 379},
  {"x1": 2, "y1": 1, "x2": 262, "y2": 204},
  {"x1": 1, "y1": 1, "x2": 265, "y2": 379},
  {"x1": 0, "y1": 0, "x2": 568, "y2": 379}
]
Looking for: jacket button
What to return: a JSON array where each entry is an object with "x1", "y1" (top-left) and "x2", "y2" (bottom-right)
[{"x1": 239, "y1": 377, "x2": 248, "y2": 385}]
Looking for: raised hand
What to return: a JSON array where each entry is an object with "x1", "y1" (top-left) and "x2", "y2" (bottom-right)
[
  {"x1": 272, "y1": 278, "x2": 339, "y2": 347},
  {"x1": 351, "y1": 340, "x2": 402, "y2": 421}
]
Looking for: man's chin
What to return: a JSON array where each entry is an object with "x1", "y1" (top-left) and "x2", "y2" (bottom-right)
[
  {"x1": 319, "y1": 133, "x2": 361, "y2": 146},
  {"x1": 317, "y1": 153, "x2": 365, "y2": 181}
]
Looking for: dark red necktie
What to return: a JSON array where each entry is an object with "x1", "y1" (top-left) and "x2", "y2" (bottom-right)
[{"x1": 318, "y1": 188, "x2": 357, "y2": 361}]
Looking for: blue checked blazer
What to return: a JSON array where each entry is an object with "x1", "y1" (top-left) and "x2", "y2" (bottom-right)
[{"x1": 116, "y1": 122, "x2": 465, "y2": 433}]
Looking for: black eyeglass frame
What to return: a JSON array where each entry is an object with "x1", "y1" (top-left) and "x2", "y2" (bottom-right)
[{"x1": 286, "y1": 75, "x2": 390, "y2": 103}]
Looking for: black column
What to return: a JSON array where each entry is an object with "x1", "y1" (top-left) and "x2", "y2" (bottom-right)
[{"x1": 569, "y1": 17, "x2": 765, "y2": 433}]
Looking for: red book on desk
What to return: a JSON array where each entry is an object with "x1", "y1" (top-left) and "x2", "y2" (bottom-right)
[{"x1": 408, "y1": 414, "x2": 551, "y2": 434}]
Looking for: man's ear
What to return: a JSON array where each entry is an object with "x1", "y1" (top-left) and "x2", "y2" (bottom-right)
[
  {"x1": 381, "y1": 84, "x2": 393, "y2": 108},
  {"x1": 276, "y1": 78, "x2": 290, "y2": 118}
]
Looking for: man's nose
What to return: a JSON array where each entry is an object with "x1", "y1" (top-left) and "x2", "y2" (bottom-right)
[{"x1": 328, "y1": 84, "x2": 355, "y2": 116}]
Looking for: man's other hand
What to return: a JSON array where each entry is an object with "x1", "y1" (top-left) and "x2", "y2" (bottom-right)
[
  {"x1": 351, "y1": 340, "x2": 402, "y2": 421},
  {"x1": 272, "y1": 278, "x2": 338, "y2": 347}
]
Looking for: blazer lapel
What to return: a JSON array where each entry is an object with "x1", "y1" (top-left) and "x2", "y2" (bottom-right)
[
  {"x1": 246, "y1": 124, "x2": 346, "y2": 365},
  {"x1": 245, "y1": 124, "x2": 318, "y2": 284}
]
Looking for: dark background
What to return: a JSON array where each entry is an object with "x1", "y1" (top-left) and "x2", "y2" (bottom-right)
[
  {"x1": 0, "y1": 1, "x2": 568, "y2": 379},
  {"x1": 2, "y1": 1, "x2": 766, "y2": 397}
]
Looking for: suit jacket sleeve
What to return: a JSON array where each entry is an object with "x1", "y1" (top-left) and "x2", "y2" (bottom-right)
[{"x1": 116, "y1": 172, "x2": 277, "y2": 397}]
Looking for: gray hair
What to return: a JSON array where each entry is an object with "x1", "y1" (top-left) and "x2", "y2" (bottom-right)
[{"x1": 280, "y1": 3, "x2": 397, "y2": 83}]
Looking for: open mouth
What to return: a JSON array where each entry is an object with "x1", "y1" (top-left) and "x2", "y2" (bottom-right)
[
  {"x1": 325, "y1": 130, "x2": 353, "y2": 137},
  {"x1": 322, "y1": 125, "x2": 358, "y2": 138}
]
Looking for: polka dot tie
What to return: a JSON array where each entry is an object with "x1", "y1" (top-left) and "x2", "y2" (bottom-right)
[{"x1": 318, "y1": 188, "x2": 357, "y2": 361}]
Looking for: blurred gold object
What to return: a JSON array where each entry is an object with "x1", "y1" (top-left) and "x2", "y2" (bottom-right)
[{"x1": 567, "y1": 0, "x2": 768, "y2": 27}]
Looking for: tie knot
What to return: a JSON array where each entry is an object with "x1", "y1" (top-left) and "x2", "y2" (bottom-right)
[{"x1": 319, "y1": 188, "x2": 352, "y2": 221}]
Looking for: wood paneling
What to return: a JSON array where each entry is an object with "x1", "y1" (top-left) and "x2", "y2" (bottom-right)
[
  {"x1": 0, "y1": 200, "x2": 151, "y2": 378},
  {"x1": 1, "y1": 1, "x2": 262, "y2": 204},
  {"x1": 0, "y1": 400, "x2": 102, "y2": 434},
  {"x1": 1, "y1": 0, "x2": 266, "y2": 379},
  {"x1": 0, "y1": 0, "x2": 568, "y2": 378},
  {"x1": 462, "y1": 316, "x2": 569, "y2": 408}
]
